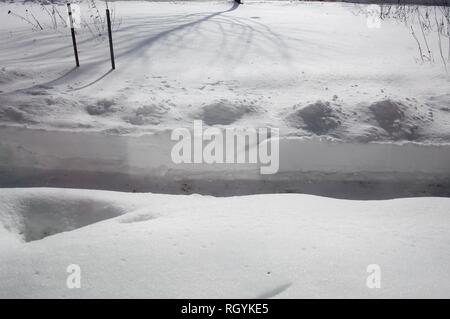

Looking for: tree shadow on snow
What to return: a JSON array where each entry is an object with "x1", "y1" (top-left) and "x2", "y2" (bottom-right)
[
  {"x1": 0, "y1": 66, "x2": 78, "y2": 96},
  {"x1": 111, "y1": 1, "x2": 291, "y2": 68},
  {"x1": 3, "y1": 2, "x2": 292, "y2": 91},
  {"x1": 65, "y1": 1, "x2": 291, "y2": 89},
  {"x1": 71, "y1": 69, "x2": 114, "y2": 91}
]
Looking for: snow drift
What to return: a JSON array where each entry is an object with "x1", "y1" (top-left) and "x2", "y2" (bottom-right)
[{"x1": 1, "y1": 188, "x2": 450, "y2": 298}]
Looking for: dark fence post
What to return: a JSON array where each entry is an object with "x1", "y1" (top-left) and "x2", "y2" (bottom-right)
[
  {"x1": 106, "y1": 8, "x2": 115, "y2": 70},
  {"x1": 67, "y1": 3, "x2": 79, "y2": 67}
]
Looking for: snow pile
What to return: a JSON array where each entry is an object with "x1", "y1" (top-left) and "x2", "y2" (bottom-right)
[
  {"x1": 194, "y1": 99, "x2": 259, "y2": 125},
  {"x1": 1, "y1": 187, "x2": 450, "y2": 298},
  {"x1": 368, "y1": 99, "x2": 419, "y2": 140},
  {"x1": 286, "y1": 100, "x2": 341, "y2": 135},
  {"x1": 0, "y1": 106, "x2": 32, "y2": 124},
  {"x1": 283, "y1": 97, "x2": 446, "y2": 142},
  {"x1": 85, "y1": 98, "x2": 118, "y2": 116}
]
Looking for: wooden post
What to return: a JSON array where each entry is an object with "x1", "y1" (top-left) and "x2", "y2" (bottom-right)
[
  {"x1": 67, "y1": 3, "x2": 79, "y2": 67},
  {"x1": 106, "y1": 8, "x2": 115, "y2": 70}
]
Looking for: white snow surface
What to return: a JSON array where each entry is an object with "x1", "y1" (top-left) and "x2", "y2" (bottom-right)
[
  {"x1": 1, "y1": 1, "x2": 450, "y2": 299},
  {"x1": 0, "y1": 187, "x2": 450, "y2": 298},
  {"x1": 1, "y1": 1, "x2": 449, "y2": 142}
]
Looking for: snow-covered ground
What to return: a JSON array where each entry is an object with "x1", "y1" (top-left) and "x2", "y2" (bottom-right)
[
  {"x1": 1, "y1": 188, "x2": 450, "y2": 298},
  {"x1": 1, "y1": 1, "x2": 450, "y2": 299},
  {"x1": 1, "y1": 1, "x2": 449, "y2": 142}
]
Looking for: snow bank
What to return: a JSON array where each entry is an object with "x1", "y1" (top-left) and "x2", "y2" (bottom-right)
[{"x1": 1, "y1": 187, "x2": 450, "y2": 298}]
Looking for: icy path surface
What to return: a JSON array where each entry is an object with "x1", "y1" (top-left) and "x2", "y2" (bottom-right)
[
  {"x1": 1, "y1": 126, "x2": 450, "y2": 198},
  {"x1": 0, "y1": 188, "x2": 449, "y2": 298},
  {"x1": 0, "y1": 1, "x2": 449, "y2": 142}
]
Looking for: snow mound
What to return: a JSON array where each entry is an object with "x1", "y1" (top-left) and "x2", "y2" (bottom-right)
[
  {"x1": 85, "y1": 99, "x2": 118, "y2": 116},
  {"x1": 0, "y1": 106, "x2": 35, "y2": 124},
  {"x1": 123, "y1": 104, "x2": 170, "y2": 126},
  {"x1": 0, "y1": 190, "x2": 128, "y2": 243},
  {"x1": 1, "y1": 188, "x2": 450, "y2": 298},
  {"x1": 194, "y1": 99, "x2": 258, "y2": 125},
  {"x1": 286, "y1": 100, "x2": 341, "y2": 135},
  {"x1": 368, "y1": 99, "x2": 423, "y2": 140}
]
